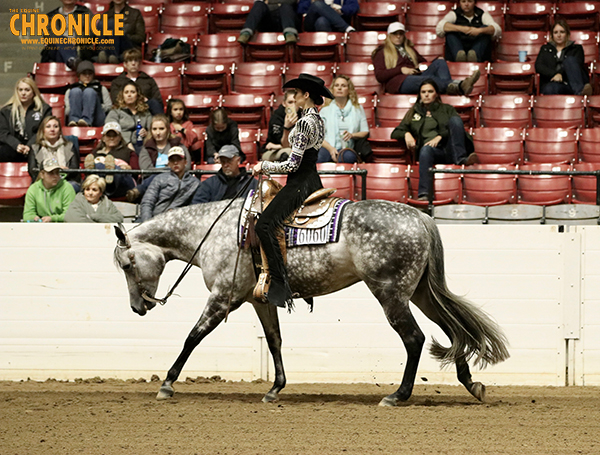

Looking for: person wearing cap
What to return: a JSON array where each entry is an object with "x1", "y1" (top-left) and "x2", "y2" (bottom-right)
[
  {"x1": 436, "y1": 0, "x2": 501, "y2": 63},
  {"x1": 298, "y1": 0, "x2": 358, "y2": 33},
  {"x1": 85, "y1": 122, "x2": 138, "y2": 198},
  {"x1": 22, "y1": 158, "x2": 76, "y2": 223},
  {"x1": 28, "y1": 115, "x2": 81, "y2": 190},
  {"x1": 64, "y1": 175, "x2": 124, "y2": 223},
  {"x1": 237, "y1": 0, "x2": 300, "y2": 45},
  {"x1": 371, "y1": 22, "x2": 480, "y2": 96},
  {"x1": 138, "y1": 147, "x2": 200, "y2": 222},
  {"x1": 252, "y1": 73, "x2": 333, "y2": 309},
  {"x1": 65, "y1": 61, "x2": 112, "y2": 127},
  {"x1": 192, "y1": 145, "x2": 257, "y2": 204}
]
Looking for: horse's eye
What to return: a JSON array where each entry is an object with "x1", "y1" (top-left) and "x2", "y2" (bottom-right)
[{"x1": 122, "y1": 263, "x2": 132, "y2": 271}]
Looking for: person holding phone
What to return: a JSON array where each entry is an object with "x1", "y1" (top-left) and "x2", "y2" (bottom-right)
[{"x1": 261, "y1": 89, "x2": 298, "y2": 162}]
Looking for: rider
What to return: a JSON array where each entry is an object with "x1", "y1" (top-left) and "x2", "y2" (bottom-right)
[{"x1": 253, "y1": 74, "x2": 334, "y2": 309}]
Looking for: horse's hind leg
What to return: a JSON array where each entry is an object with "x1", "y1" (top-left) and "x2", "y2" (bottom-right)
[
  {"x1": 252, "y1": 302, "x2": 286, "y2": 402},
  {"x1": 411, "y1": 278, "x2": 485, "y2": 401},
  {"x1": 157, "y1": 294, "x2": 244, "y2": 400}
]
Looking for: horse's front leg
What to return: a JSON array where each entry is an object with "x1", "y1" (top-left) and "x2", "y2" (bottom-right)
[
  {"x1": 157, "y1": 294, "x2": 243, "y2": 400},
  {"x1": 252, "y1": 302, "x2": 286, "y2": 402}
]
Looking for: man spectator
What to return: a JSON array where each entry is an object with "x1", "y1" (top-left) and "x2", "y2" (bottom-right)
[
  {"x1": 40, "y1": 0, "x2": 95, "y2": 68},
  {"x1": 237, "y1": 0, "x2": 299, "y2": 44},
  {"x1": 138, "y1": 146, "x2": 199, "y2": 222},
  {"x1": 192, "y1": 145, "x2": 257, "y2": 204},
  {"x1": 110, "y1": 48, "x2": 163, "y2": 115},
  {"x1": 98, "y1": 0, "x2": 146, "y2": 63}
]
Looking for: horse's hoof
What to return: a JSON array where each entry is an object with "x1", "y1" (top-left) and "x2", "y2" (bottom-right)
[
  {"x1": 378, "y1": 396, "x2": 398, "y2": 407},
  {"x1": 156, "y1": 386, "x2": 174, "y2": 400},
  {"x1": 262, "y1": 391, "x2": 279, "y2": 403},
  {"x1": 469, "y1": 382, "x2": 486, "y2": 402}
]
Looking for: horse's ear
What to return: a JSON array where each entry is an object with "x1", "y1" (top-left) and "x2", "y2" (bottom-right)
[{"x1": 115, "y1": 224, "x2": 127, "y2": 245}]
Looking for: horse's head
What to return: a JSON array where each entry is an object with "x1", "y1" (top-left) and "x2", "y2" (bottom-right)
[{"x1": 114, "y1": 224, "x2": 166, "y2": 316}]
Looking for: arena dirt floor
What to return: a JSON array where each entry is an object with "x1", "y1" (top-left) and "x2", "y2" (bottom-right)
[{"x1": 1, "y1": 378, "x2": 599, "y2": 455}]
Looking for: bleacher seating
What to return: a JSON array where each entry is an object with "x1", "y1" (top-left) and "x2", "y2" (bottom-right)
[
  {"x1": 231, "y1": 62, "x2": 284, "y2": 96},
  {"x1": 532, "y1": 95, "x2": 585, "y2": 128},
  {"x1": 0, "y1": 163, "x2": 30, "y2": 206},
  {"x1": 405, "y1": 2, "x2": 454, "y2": 33},
  {"x1": 504, "y1": 2, "x2": 553, "y2": 32},
  {"x1": 32, "y1": 63, "x2": 77, "y2": 94},
  {"x1": 472, "y1": 127, "x2": 524, "y2": 165},
  {"x1": 408, "y1": 164, "x2": 462, "y2": 206},
  {"x1": 160, "y1": 3, "x2": 209, "y2": 35},
  {"x1": 524, "y1": 128, "x2": 578, "y2": 164},
  {"x1": 294, "y1": 32, "x2": 344, "y2": 63},
  {"x1": 517, "y1": 163, "x2": 572, "y2": 206},
  {"x1": 479, "y1": 95, "x2": 533, "y2": 128},
  {"x1": 367, "y1": 126, "x2": 410, "y2": 164},
  {"x1": 208, "y1": 2, "x2": 253, "y2": 34},
  {"x1": 462, "y1": 164, "x2": 517, "y2": 206},
  {"x1": 355, "y1": 3, "x2": 405, "y2": 32},
  {"x1": 195, "y1": 34, "x2": 244, "y2": 64},
  {"x1": 183, "y1": 63, "x2": 230, "y2": 95}
]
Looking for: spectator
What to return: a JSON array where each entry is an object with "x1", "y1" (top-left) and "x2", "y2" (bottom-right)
[
  {"x1": 97, "y1": 0, "x2": 145, "y2": 63},
  {"x1": 22, "y1": 158, "x2": 76, "y2": 222},
  {"x1": 237, "y1": 0, "x2": 299, "y2": 45},
  {"x1": 40, "y1": 0, "x2": 95, "y2": 69},
  {"x1": 317, "y1": 75, "x2": 372, "y2": 163},
  {"x1": 65, "y1": 61, "x2": 112, "y2": 127},
  {"x1": 391, "y1": 79, "x2": 476, "y2": 201},
  {"x1": 535, "y1": 20, "x2": 593, "y2": 96},
  {"x1": 105, "y1": 81, "x2": 152, "y2": 150},
  {"x1": 109, "y1": 48, "x2": 163, "y2": 115},
  {"x1": 372, "y1": 22, "x2": 480, "y2": 95},
  {"x1": 192, "y1": 145, "x2": 257, "y2": 204},
  {"x1": 0, "y1": 78, "x2": 51, "y2": 163},
  {"x1": 138, "y1": 147, "x2": 200, "y2": 222},
  {"x1": 205, "y1": 108, "x2": 243, "y2": 164},
  {"x1": 298, "y1": 0, "x2": 357, "y2": 33},
  {"x1": 28, "y1": 116, "x2": 81, "y2": 190},
  {"x1": 167, "y1": 98, "x2": 201, "y2": 162},
  {"x1": 261, "y1": 89, "x2": 297, "y2": 162},
  {"x1": 84, "y1": 122, "x2": 138, "y2": 198},
  {"x1": 436, "y1": 0, "x2": 501, "y2": 63},
  {"x1": 64, "y1": 175, "x2": 124, "y2": 223}
]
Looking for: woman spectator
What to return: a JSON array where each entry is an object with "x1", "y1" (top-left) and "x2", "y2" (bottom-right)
[
  {"x1": 22, "y1": 158, "x2": 76, "y2": 222},
  {"x1": 65, "y1": 60, "x2": 112, "y2": 127},
  {"x1": 64, "y1": 174, "x2": 124, "y2": 223},
  {"x1": 167, "y1": 98, "x2": 200, "y2": 162},
  {"x1": 535, "y1": 20, "x2": 593, "y2": 96},
  {"x1": 204, "y1": 108, "x2": 243, "y2": 164},
  {"x1": 372, "y1": 22, "x2": 480, "y2": 95},
  {"x1": 105, "y1": 81, "x2": 152, "y2": 151},
  {"x1": 436, "y1": 0, "x2": 501, "y2": 63},
  {"x1": 84, "y1": 122, "x2": 138, "y2": 198},
  {"x1": 391, "y1": 79, "x2": 476, "y2": 200},
  {"x1": 261, "y1": 89, "x2": 297, "y2": 162},
  {"x1": 0, "y1": 78, "x2": 51, "y2": 162},
  {"x1": 318, "y1": 75, "x2": 372, "y2": 163},
  {"x1": 298, "y1": 0, "x2": 357, "y2": 33},
  {"x1": 28, "y1": 116, "x2": 81, "y2": 190}
]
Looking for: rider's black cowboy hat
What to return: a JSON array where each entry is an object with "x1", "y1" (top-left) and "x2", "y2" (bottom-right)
[{"x1": 283, "y1": 73, "x2": 334, "y2": 105}]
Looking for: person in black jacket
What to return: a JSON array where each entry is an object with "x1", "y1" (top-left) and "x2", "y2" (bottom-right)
[
  {"x1": 97, "y1": 0, "x2": 146, "y2": 63},
  {"x1": 261, "y1": 89, "x2": 297, "y2": 162},
  {"x1": 192, "y1": 145, "x2": 257, "y2": 204},
  {"x1": 204, "y1": 108, "x2": 244, "y2": 164},
  {"x1": 535, "y1": 20, "x2": 593, "y2": 96}
]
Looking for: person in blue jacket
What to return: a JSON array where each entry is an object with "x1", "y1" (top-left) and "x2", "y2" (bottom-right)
[{"x1": 298, "y1": 0, "x2": 358, "y2": 33}]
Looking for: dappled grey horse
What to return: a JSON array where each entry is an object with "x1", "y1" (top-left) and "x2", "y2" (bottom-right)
[{"x1": 114, "y1": 198, "x2": 509, "y2": 406}]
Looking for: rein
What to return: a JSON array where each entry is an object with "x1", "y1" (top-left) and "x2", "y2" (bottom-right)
[{"x1": 120, "y1": 175, "x2": 256, "y2": 306}]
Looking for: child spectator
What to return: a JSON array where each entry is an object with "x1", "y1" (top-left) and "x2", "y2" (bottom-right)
[
  {"x1": 64, "y1": 175, "x2": 124, "y2": 223},
  {"x1": 110, "y1": 48, "x2": 163, "y2": 115},
  {"x1": 105, "y1": 81, "x2": 152, "y2": 150},
  {"x1": 23, "y1": 158, "x2": 76, "y2": 222},
  {"x1": 138, "y1": 147, "x2": 199, "y2": 222},
  {"x1": 205, "y1": 108, "x2": 243, "y2": 164},
  {"x1": 0, "y1": 78, "x2": 51, "y2": 162},
  {"x1": 28, "y1": 116, "x2": 81, "y2": 190},
  {"x1": 298, "y1": 0, "x2": 357, "y2": 33},
  {"x1": 237, "y1": 0, "x2": 300, "y2": 44},
  {"x1": 261, "y1": 89, "x2": 297, "y2": 162},
  {"x1": 98, "y1": 0, "x2": 146, "y2": 63},
  {"x1": 167, "y1": 98, "x2": 200, "y2": 161},
  {"x1": 65, "y1": 61, "x2": 112, "y2": 127}
]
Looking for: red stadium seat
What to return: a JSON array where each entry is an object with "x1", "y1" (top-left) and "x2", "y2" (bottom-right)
[
  {"x1": 62, "y1": 126, "x2": 103, "y2": 159},
  {"x1": 335, "y1": 62, "x2": 380, "y2": 95},
  {"x1": 405, "y1": 31, "x2": 446, "y2": 63},
  {"x1": 495, "y1": 31, "x2": 547, "y2": 62},
  {"x1": 45, "y1": 94, "x2": 65, "y2": 124},
  {"x1": 139, "y1": 63, "x2": 183, "y2": 101},
  {"x1": 93, "y1": 63, "x2": 125, "y2": 90},
  {"x1": 477, "y1": 1, "x2": 505, "y2": 29},
  {"x1": 408, "y1": 164, "x2": 462, "y2": 206},
  {"x1": 462, "y1": 164, "x2": 517, "y2": 206},
  {"x1": 209, "y1": 2, "x2": 253, "y2": 34},
  {"x1": 355, "y1": 2, "x2": 404, "y2": 31},
  {"x1": 344, "y1": 31, "x2": 387, "y2": 62},
  {"x1": 517, "y1": 163, "x2": 571, "y2": 205},
  {"x1": 578, "y1": 128, "x2": 600, "y2": 162},
  {"x1": 294, "y1": 32, "x2": 344, "y2": 63},
  {"x1": 238, "y1": 128, "x2": 261, "y2": 164},
  {"x1": 555, "y1": 3, "x2": 600, "y2": 31},
  {"x1": 367, "y1": 126, "x2": 411, "y2": 164},
  {"x1": 571, "y1": 162, "x2": 600, "y2": 204},
  {"x1": 318, "y1": 173, "x2": 354, "y2": 200},
  {"x1": 183, "y1": 62, "x2": 231, "y2": 95},
  {"x1": 444, "y1": 95, "x2": 478, "y2": 129},
  {"x1": 32, "y1": 63, "x2": 77, "y2": 94},
  {"x1": 0, "y1": 162, "x2": 30, "y2": 205},
  {"x1": 194, "y1": 163, "x2": 221, "y2": 181},
  {"x1": 284, "y1": 63, "x2": 334, "y2": 86},
  {"x1": 405, "y1": 2, "x2": 454, "y2": 33},
  {"x1": 221, "y1": 94, "x2": 270, "y2": 129},
  {"x1": 357, "y1": 95, "x2": 377, "y2": 128},
  {"x1": 471, "y1": 127, "x2": 524, "y2": 165},
  {"x1": 356, "y1": 163, "x2": 409, "y2": 202},
  {"x1": 478, "y1": 94, "x2": 533, "y2": 128},
  {"x1": 532, "y1": 95, "x2": 585, "y2": 129},
  {"x1": 160, "y1": 3, "x2": 208, "y2": 35},
  {"x1": 524, "y1": 128, "x2": 578, "y2": 164},
  {"x1": 128, "y1": 3, "x2": 160, "y2": 34},
  {"x1": 568, "y1": 30, "x2": 599, "y2": 65},
  {"x1": 231, "y1": 62, "x2": 284, "y2": 96},
  {"x1": 488, "y1": 62, "x2": 536, "y2": 95},
  {"x1": 447, "y1": 62, "x2": 488, "y2": 96},
  {"x1": 504, "y1": 2, "x2": 553, "y2": 32},
  {"x1": 173, "y1": 94, "x2": 221, "y2": 125},
  {"x1": 195, "y1": 33, "x2": 244, "y2": 65},
  {"x1": 375, "y1": 94, "x2": 416, "y2": 127},
  {"x1": 245, "y1": 33, "x2": 290, "y2": 62}
]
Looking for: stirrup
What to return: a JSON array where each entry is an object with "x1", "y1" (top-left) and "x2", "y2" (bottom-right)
[{"x1": 253, "y1": 272, "x2": 270, "y2": 303}]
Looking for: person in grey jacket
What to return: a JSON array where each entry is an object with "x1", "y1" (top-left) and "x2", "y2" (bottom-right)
[
  {"x1": 138, "y1": 147, "x2": 199, "y2": 222},
  {"x1": 105, "y1": 81, "x2": 152, "y2": 148},
  {"x1": 64, "y1": 175, "x2": 124, "y2": 223}
]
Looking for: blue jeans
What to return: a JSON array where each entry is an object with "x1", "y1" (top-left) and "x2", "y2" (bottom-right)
[
  {"x1": 400, "y1": 59, "x2": 454, "y2": 94},
  {"x1": 98, "y1": 18, "x2": 136, "y2": 60},
  {"x1": 317, "y1": 147, "x2": 358, "y2": 163},
  {"x1": 69, "y1": 87, "x2": 106, "y2": 126},
  {"x1": 540, "y1": 56, "x2": 589, "y2": 95},
  {"x1": 445, "y1": 32, "x2": 491, "y2": 62},
  {"x1": 241, "y1": 1, "x2": 298, "y2": 36},
  {"x1": 417, "y1": 116, "x2": 468, "y2": 197},
  {"x1": 304, "y1": 1, "x2": 351, "y2": 32}
]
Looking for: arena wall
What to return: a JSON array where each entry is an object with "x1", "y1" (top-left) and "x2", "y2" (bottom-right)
[{"x1": 1, "y1": 223, "x2": 599, "y2": 387}]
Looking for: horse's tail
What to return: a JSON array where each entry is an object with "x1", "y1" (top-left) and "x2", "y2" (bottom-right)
[{"x1": 420, "y1": 214, "x2": 510, "y2": 369}]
